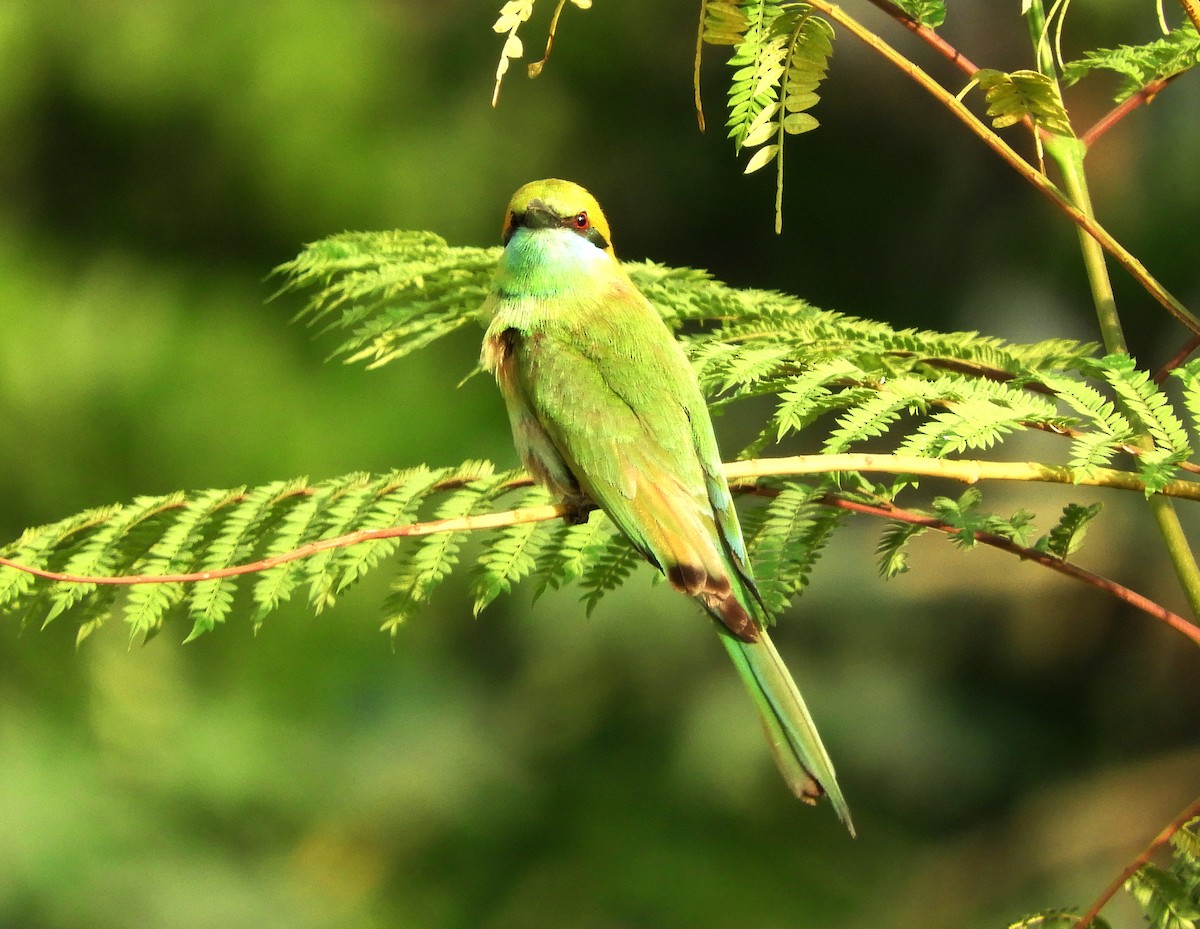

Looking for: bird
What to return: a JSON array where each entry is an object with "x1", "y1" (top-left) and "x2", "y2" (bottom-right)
[{"x1": 480, "y1": 178, "x2": 853, "y2": 834}]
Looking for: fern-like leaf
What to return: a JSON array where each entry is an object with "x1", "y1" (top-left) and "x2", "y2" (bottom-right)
[
  {"x1": 876, "y1": 520, "x2": 927, "y2": 578},
  {"x1": 121, "y1": 488, "x2": 246, "y2": 640},
  {"x1": 274, "y1": 231, "x2": 497, "y2": 370},
  {"x1": 887, "y1": 0, "x2": 945, "y2": 28},
  {"x1": 531, "y1": 511, "x2": 611, "y2": 600},
  {"x1": 579, "y1": 529, "x2": 644, "y2": 616},
  {"x1": 725, "y1": 1, "x2": 788, "y2": 151},
  {"x1": 1063, "y1": 22, "x2": 1200, "y2": 102},
  {"x1": 382, "y1": 462, "x2": 502, "y2": 633},
  {"x1": 770, "y1": 358, "x2": 865, "y2": 442},
  {"x1": 1173, "y1": 816, "x2": 1200, "y2": 862},
  {"x1": 1092, "y1": 354, "x2": 1192, "y2": 493},
  {"x1": 249, "y1": 491, "x2": 322, "y2": 627},
  {"x1": 941, "y1": 497, "x2": 987, "y2": 545},
  {"x1": 1036, "y1": 502, "x2": 1103, "y2": 559},
  {"x1": 1006, "y1": 910, "x2": 1112, "y2": 929},
  {"x1": 972, "y1": 68, "x2": 1074, "y2": 135},
  {"x1": 1170, "y1": 360, "x2": 1200, "y2": 445},
  {"x1": 471, "y1": 485, "x2": 554, "y2": 614},
  {"x1": 185, "y1": 480, "x2": 308, "y2": 641},
  {"x1": 1038, "y1": 371, "x2": 1136, "y2": 476},
  {"x1": 748, "y1": 482, "x2": 843, "y2": 613},
  {"x1": 1125, "y1": 863, "x2": 1200, "y2": 929}
]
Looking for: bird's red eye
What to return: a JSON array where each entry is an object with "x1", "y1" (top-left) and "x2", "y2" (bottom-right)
[{"x1": 573, "y1": 211, "x2": 589, "y2": 229}]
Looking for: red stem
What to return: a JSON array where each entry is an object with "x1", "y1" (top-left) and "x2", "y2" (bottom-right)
[
  {"x1": 1155, "y1": 333, "x2": 1200, "y2": 384},
  {"x1": 1072, "y1": 794, "x2": 1200, "y2": 929},
  {"x1": 817, "y1": 494, "x2": 1200, "y2": 646},
  {"x1": 1082, "y1": 78, "x2": 1174, "y2": 149},
  {"x1": 2, "y1": 484, "x2": 1197, "y2": 646},
  {"x1": 865, "y1": 0, "x2": 979, "y2": 78}
]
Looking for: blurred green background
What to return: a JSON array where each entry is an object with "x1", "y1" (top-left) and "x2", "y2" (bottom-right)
[{"x1": 2, "y1": 2, "x2": 1199, "y2": 927}]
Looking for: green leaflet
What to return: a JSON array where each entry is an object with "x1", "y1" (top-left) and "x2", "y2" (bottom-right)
[
  {"x1": 972, "y1": 68, "x2": 1074, "y2": 136},
  {"x1": 8, "y1": 239, "x2": 1200, "y2": 640},
  {"x1": 886, "y1": 0, "x2": 945, "y2": 28},
  {"x1": 471, "y1": 484, "x2": 554, "y2": 614},
  {"x1": 714, "y1": 2, "x2": 834, "y2": 230},
  {"x1": 930, "y1": 488, "x2": 1036, "y2": 549},
  {"x1": 1006, "y1": 910, "x2": 1112, "y2": 929},
  {"x1": 1035, "y1": 502, "x2": 1103, "y2": 559},
  {"x1": 701, "y1": 0, "x2": 748, "y2": 46},
  {"x1": 875, "y1": 520, "x2": 926, "y2": 579},
  {"x1": 747, "y1": 482, "x2": 844, "y2": 613},
  {"x1": 1064, "y1": 22, "x2": 1200, "y2": 102},
  {"x1": 1125, "y1": 864, "x2": 1200, "y2": 929}
]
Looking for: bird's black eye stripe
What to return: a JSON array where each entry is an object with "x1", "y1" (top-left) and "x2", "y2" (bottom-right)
[
  {"x1": 502, "y1": 211, "x2": 523, "y2": 245},
  {"x1": 583, "y1": 227, "x2": 609, "y2": 250},
  {"x1": 503, "y1": 206, "x2": 608, "y2": 250}
]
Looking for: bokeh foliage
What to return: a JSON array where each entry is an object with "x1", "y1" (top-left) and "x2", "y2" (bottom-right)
[{"x1": 2, "y1": 2, "x2": 1199, "y2": 929}]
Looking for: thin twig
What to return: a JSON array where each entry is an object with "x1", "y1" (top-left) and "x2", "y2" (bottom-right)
[
  {"x1": 3, "y1": 455, "x2": 1199, "y2": 643},
  {"x1": 1082, "y1": 77, "x2": 1175, "y2": 149},
  {"x1": 1180, "y1": 0, "x2": 1200, "y2": 33},
  {"x1": 864, "y1": 0, "x2": 980, "y2": 78},
  {"x1": 814, "y1": 494, "x2": 1200, "y2": 646},
  {"x1": 801, "y1": 0, "x2": 1200, "y2": 335},
  {"x1": 1072, "y1": 794, "x2": 1200, "y2": 929},
  {"x1": 1155, "y1": 334, "x2": 1200, "y2": 384},
  {"x1": 526, "y1": 0, "x2": 571, "y2": 78},
  {"x1": 694, "y1": 0, "x2": 708, "y2": 131}
]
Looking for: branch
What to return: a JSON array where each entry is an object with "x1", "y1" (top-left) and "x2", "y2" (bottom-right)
[
  {"x1": 814, "y1": 494, "x2": 1200, "y2": 646},
  {"x1": 801, "y1": 0, "x2": 1200, "y2": 335},
  {"x1": 724, "y1": 454, "x2": 1200, "y2": 502},
  {"x1": 1181, "y1": 0, "x2": 1200, "y2": 34},
  {"x1": 864, "y1": 0, "x2": 980, "y2": 78},
  {"x1": 0, "y1": 496, "x2": 558, "y2": 587},
  {"x1": 3, "y1": 454, "x2": 1198, "y2": 643},
  {"x1": 1072, "y1": 793, "x2": 1200, "y2": 929},
  {"x1": 1155, "y1": 334, "x2": 1200, "y2": 384},
  {"x1": 1081, "y1": 76, "x2": 1176, "y2": 149}
]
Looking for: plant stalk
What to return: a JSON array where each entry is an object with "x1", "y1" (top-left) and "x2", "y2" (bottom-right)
[
  {"x1": 1027, "y1": 0, "x2": 1200, "y2": 619},
  {"x1": 801, "y1": 0, "x2": 1200, "y2": 334}
]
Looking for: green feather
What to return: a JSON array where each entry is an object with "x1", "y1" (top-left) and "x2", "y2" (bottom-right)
[{"x1": 482, "y1": 178, "x2": 853, "y2": 830}]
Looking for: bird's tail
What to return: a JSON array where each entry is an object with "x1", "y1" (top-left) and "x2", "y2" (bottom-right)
[{"x1": 719, "y1": 624, "x2": 855, "y2": 836}]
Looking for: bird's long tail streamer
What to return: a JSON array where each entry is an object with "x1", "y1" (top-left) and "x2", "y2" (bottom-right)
[{"x1": 719, "y1": 624, "x2": 855, "y2": 836}]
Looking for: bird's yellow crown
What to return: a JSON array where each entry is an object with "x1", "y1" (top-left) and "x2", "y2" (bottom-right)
[{"x1": 501, "y1": 178, "x2": 615, "y2": 258}]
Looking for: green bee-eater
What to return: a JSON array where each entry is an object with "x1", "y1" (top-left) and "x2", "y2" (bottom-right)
[{"x1": 481, "y1": 178, "x2": 853, "y2": 834}]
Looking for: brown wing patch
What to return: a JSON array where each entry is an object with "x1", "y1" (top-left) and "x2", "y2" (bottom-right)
[
  {"x1": 666, "y1": 563, "x2": 758, "y2": 642},
  {"x1": 481, "y1": 326, "x2": 518, "y2": 376},
  {"x1": 632, "y1": 466, "x2": 760, "y2": 642},
  {"x1": 666, "y1": 563, "x2": 708, "y2": 596},
  {"x1": 705, "y1": 590, "x2": 759, "y2": 642}
]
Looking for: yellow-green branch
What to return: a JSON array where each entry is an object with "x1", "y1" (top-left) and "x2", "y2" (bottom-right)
[
  {"x1": 726, "y1": 453, "x2": 1200, "y2": 501},
  {"x1": 4, "y1": 457, "x2": 1196, "y2": 644},
  {"x1": 801, "y1": 0, "x2": 1200, "y2": 335},
  {"x1": 3, "y1": 454, "x2": 1200, "y2": 645}
]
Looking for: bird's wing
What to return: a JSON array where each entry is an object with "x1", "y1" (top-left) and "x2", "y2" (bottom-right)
[{"x1": 508, "y1": 284, "x2": 763, "y2": 637}]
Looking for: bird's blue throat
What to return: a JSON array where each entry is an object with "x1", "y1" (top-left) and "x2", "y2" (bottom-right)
[{"x1": 494, "y1": 227, "x2": 611, "y2": 300}]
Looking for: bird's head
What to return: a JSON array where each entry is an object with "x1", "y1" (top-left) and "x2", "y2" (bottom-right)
[{"x1": 501, "y1": 179, "x2": 616, "y2": 259}]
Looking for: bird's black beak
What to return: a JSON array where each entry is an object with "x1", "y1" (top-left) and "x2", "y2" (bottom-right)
[{"x1": 509, "y1": 199, "x2": 559, "y2": 236}]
